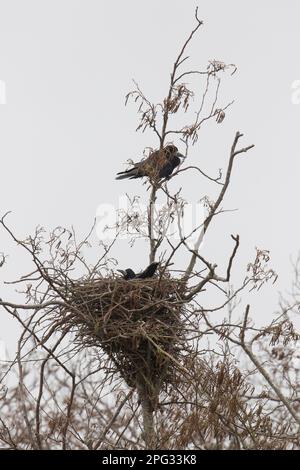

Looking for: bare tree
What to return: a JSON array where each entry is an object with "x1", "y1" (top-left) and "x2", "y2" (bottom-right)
[{"x1": 0, "y1": 9, "x2": 299, "y2": 450}]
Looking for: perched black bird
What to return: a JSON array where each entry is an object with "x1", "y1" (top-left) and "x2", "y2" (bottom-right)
[
  {"x1": 136, "y1": 262, "x2": 159, "y2": 279},
  {"x1": 117, "y1": 268, "x2": 136, "y2": 280},
  {"x1": 117, "y1": 262, "x2": 159, "y2": 280},
  {"x1": 116, "y1": 145, "x2": 185, "y2": 181}
]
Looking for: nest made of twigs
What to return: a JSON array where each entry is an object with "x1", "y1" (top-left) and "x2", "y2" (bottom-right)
[{"x1": 60, "y1": 276, "x2": 186, "y2": 408}]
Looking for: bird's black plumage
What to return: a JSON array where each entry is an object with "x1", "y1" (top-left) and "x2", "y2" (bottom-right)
[
  {"x1": 116, "y1": 145, "x2": 184, "y2": 181},
  {"x1": 117, "y1": 262, "x2": 159, "y2": 280},
  {"x1": 117, "y1": 268, "x2": 136, "y2": 280},
  {"x1": 159, "y1": 154, "x2": 181, "y2": 179},
  {"x1": 136, "y1": 262, "x2": 159, "y2": 279}
]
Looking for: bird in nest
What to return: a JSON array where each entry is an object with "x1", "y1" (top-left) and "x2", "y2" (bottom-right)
[
  {"x1": 116, "y1": 145, "x2": 185, "y2": 181},
  {"x1": 117, "y1": 262, "x2": 159, "y2": 280}
]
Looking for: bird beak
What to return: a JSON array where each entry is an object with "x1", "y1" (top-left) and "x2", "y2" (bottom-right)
[
  {"x1": 176, "y1": 152, "x2": 186, "y2": 159},
  {"x1": 117, "y1": 269, "x2": 126, "y2": 276}
]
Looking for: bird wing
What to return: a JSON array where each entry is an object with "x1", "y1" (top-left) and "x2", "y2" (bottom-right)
[
  {"x1": 116, "y1": 149, "x2": 170, "y2": 181},
  {"x1": 137, "y1": 150, "x2": 168, "y2": 180}
]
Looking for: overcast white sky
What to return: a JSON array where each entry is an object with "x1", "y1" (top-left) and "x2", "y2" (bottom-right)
[{"x1": 1, "y1": 0, "x2": 300, "y2": 356}]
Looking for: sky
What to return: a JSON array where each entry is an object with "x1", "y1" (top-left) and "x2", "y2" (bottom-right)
[{"x1": 1, "y1": 0, "x2": 300, "y2": 356}]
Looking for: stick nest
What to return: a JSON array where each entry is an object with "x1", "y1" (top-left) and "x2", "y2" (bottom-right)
[{"x1": 61, "y1": 276, "x2": 186, "y2": 408}]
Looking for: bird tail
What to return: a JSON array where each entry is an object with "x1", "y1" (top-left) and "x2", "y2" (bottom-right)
[{"x1": 116, "y1": 167, "x2": 139, "y2": 180}]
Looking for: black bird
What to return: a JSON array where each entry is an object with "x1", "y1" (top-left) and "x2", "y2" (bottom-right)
[
  {"x1": 136, "y1": 262, "x2": 159, "y2": 279},
  {"x1": 116, "y1": 145, "x2": 185, "y2": 181},
  {"x1": 117, "y1": 268, "x2": 136, "y2": 280},
  {"x1": 117, "y1": 262, "x2": 159, "y2": 280}
]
